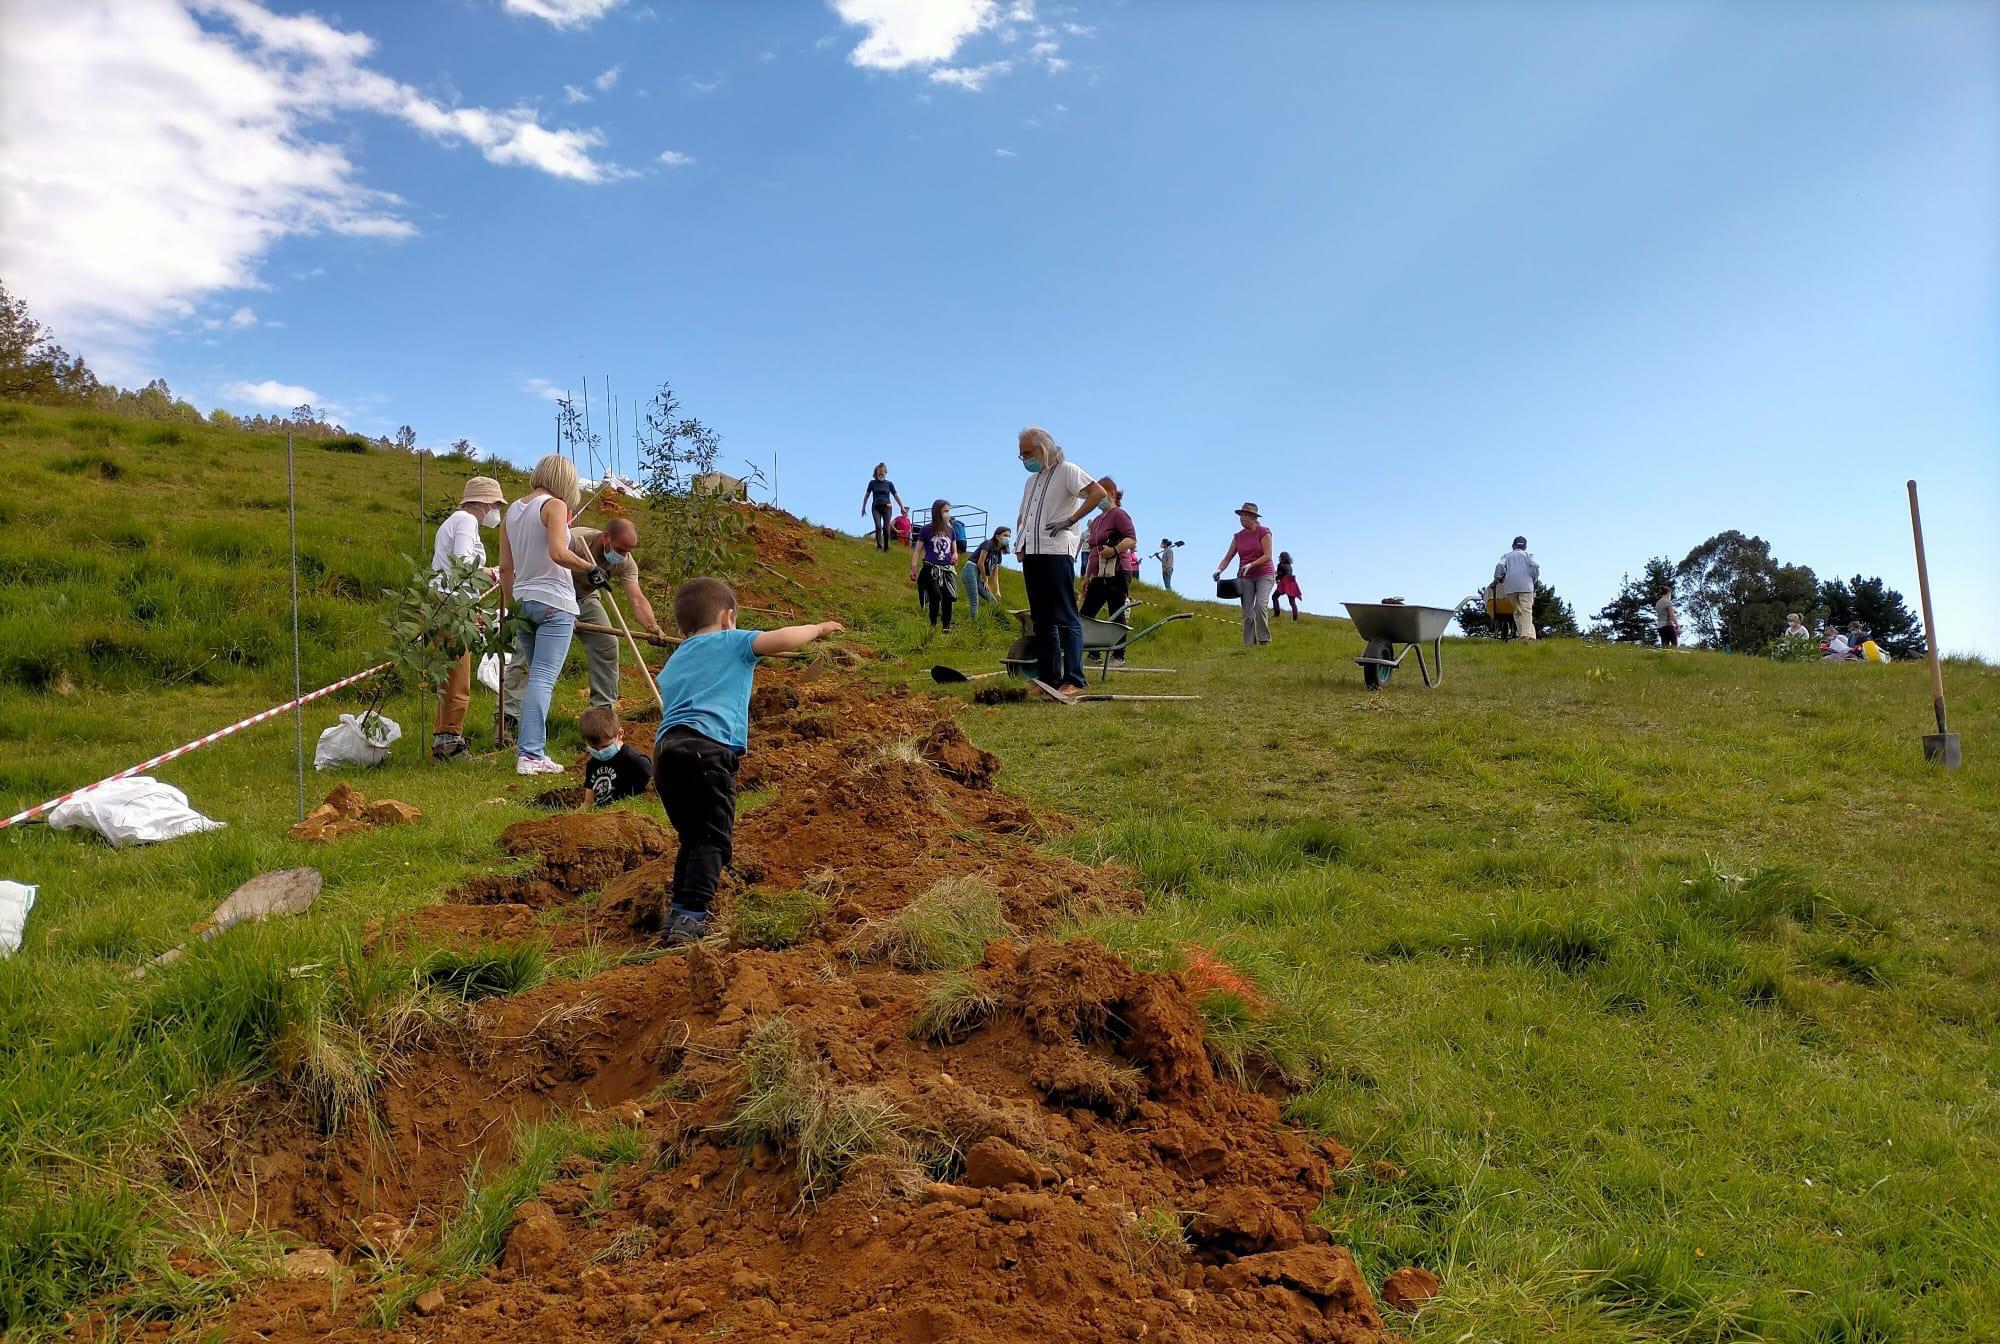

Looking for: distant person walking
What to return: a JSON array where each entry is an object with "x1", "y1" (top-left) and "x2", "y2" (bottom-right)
[
  {"x1": 861, "y1": 464, "x2": 903, "y2": 551},
  {"x1": 963, "y1": 526, "x2": 1011, "y2": 622},
  {"x1": 429, "y1": 475, "x2": 505, "y2": 762},
  {"x1": 1493, "y1": 536, "x2": 1540, "y2": 641},
  {"x1": 1015, "y1": 426, "x2": 1107, "y2": 695},
  {"x1": 909, "y1": 499, "x2": 965, "y2": 631},
  {"x1": 498, "y1": 454, "x2": 597, "y2": 774},
  {"x1": 1272, "y1": 551, "x2": 1302, "y2": 621},
  {"x1": 1654, "y1": 589, "x2": 1680, "y2": 647},
  {"x1": 1080, "y1": 477, "x2": 1138, "y2": 620},
  {"x1": 1213, "y1": 502, "x2": 1275, "y2": 646},
  {"x1": 1155, "y1": 538, "x2": 1178, "y2": 592}
]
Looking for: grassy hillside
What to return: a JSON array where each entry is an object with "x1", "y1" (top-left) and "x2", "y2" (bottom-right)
[{"x1": 3, "y1": 401, "x2": 1997, "y2": 1341}]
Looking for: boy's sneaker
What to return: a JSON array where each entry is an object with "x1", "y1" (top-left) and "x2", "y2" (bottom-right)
[
  {"x1": 663, "y1": 905, "x2": 712, "y2": 946},
  {"x1": 515, "y1": 754, "x2": 564, "y2": 776}
]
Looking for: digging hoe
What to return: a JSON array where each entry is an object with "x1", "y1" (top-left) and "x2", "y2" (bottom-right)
[
  {"x1": 931, "y1": 665, "x2": 1005, "y2": 684},
  {"x1": 133, "y1": 867, "x2": 323, "y2": 976}
]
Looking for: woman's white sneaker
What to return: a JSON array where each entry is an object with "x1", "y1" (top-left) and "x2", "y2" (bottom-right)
[{"x1": 516, "y1": 755, "x2": 565, "y2": 775}]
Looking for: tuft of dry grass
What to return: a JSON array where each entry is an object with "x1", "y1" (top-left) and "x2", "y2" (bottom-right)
[{"x1": 850, "y1": 875, "x2": 1011, "y2": 972}]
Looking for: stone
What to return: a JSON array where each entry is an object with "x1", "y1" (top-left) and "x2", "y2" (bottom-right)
[
  {"x1": 363, "y1": 799, "x2": 422, "y2": 826},
  {"x1": 324, "y1": 782, "x2": 368, "y2": 818},
  {"x1": 961, "y1": 1136, "x2": 1050, "y2": 1189},
  {"x1": 281, "y1": 1247, "x2": 339, "y2": 1280},
  {"x1": 413, "y1": 1288, "x2": 447, "y2": 1316},
  {"x1": 982, "y1": 1191, "x2": 1052, "y2": 1223},
  {"x1": 500, "y1": 1200, "x2": 565, "y2": 1276},
  {"x1": 1381, "y1": 1265, "x2": 1442, "y2": 1311},
  {"x1": 920, "y1": 1182, "x2": 985, "y2": 1209}
]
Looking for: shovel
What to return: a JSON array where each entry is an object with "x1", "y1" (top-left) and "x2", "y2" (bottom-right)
[
  {"x1": 134, "y1": 867, "x2": 323, "y2": 976},
  {"x1": 1033, "y1": 681, "x2": 1198, "y2": 706},
  {"x1": 931, "y1": 665, "x2": 1005, "y2": 684}
]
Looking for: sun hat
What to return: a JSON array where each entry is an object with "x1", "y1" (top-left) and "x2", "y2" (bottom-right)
[
  {"x1": 461, "y1": 476, "x2": 505, "y2": 506},
  {"x1": 1236, "y1": 502, "x2": 1260, "y2": 517}
]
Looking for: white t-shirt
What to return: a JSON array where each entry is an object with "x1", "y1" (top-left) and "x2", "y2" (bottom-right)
[
  {"x1": 1015, "y1": 456, "x2": 1098, "y2": 558},
  {"x1": 1654, "y1": 595, "x2": 1676, "y2": 627},
  {"x1": 430, "y1": 510, "x2": 485, "y2": 591}
]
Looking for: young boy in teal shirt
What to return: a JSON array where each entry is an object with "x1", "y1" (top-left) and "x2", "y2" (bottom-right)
[{"x1": 653, "y1": 577, "x2": 843, "y2": 943}]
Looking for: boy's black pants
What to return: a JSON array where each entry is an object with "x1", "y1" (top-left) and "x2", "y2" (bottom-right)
[{"x1": 653, "y1": 727, "x2": 740, "y2": 914}]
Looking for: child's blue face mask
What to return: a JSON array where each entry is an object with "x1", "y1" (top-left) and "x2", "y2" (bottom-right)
[
  {"x1": 588, "y1": 741, "x2": 623, "y2": 761},
  {"x1": 1021, "y1": 457, "x2": 1042, "y2": 475}
]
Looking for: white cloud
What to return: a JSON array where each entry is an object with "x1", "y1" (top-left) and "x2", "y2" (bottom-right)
[
  {"x1": 929, "y1": 60, "x2": 1012, "y2": 91},
  {"x1": 563, "y1": 83, "x2": 591, "y2": 103},
  {"x1": 0, "y1": 0, "x2": 626, "y2": 374},
  {"x1": 994, "y1": 147, "x2": 1016, "y2": 158},
  {"x1": 1061, "y1": 21, "x2": 1093, "y2": 36},
  {"x1": 228, "y1": 306, "x2": 258, "y2": 327},
  {"x1": 830, "y1": 0, "x2": 1000, "y2": 71},
  {"x1": 519, "y1": 376, "x2": 568, "y2": 402},
  {"x1": 221, "y1": 378, "x2": 320, "y2": 409},
  {"x1": 683, "y1": 74, "x2": 726, "y2": 95},
  {"x1": 593, "y1": 63, "x2": 622, "y2": 91},
  {"x1": 501, "y1": 0, "x2": 624, "y2": 28},
  {"x1": 657, "y1": 150, "x2": 695, "y2": 167}
]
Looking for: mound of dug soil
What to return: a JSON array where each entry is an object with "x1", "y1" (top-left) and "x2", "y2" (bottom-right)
[{"x1": 190, "y1": 659, "x2": 1407, "y2": 1344}]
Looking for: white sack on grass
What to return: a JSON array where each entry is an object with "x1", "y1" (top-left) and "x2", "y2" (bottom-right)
[
  {"x1": 47, "y1": 778, "x2": 224, "y2": 848},
  {"x1": 314, "y1": 713, "x2": 401, "y2": 769},
  {"x1": 0, "y1": 881, "x2": 35, "y2": 955},
  {"x1": 477, "y1": 654, "x2": 504, "y2": 694}
]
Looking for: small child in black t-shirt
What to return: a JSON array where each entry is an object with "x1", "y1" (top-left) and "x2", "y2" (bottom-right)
[{"x1": 579, "y1": 706, "x2": 653, "y2": 806}]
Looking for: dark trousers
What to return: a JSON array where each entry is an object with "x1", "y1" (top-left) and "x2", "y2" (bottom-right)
[
  {"x1": 653, "y1": 728, "x2": 740, "y2": 914},
  {"x1": 1022, "y1": 554, "x2": 1085, "y2": 688},
  {"x1": 1080, "y1": 572, "x2": 1129, "y2": 621},
  {"x1": 871, "y1": 502, "x2": 893, "y2": 550},
  {"x1": 1660, "y1": 625, "x2": 1680, "y2": 648},
  {"x1": 920, "y1": 563, "x2": 956, "y2": 629}
]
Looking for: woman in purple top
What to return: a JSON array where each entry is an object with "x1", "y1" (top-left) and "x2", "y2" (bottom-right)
[
  {"x1": 1212, "y1": 501, "x2": 1275, "y2": 646},
  {"x1": 1080, "y1": 476, "x2": 1138, "y2": 620},
  {"x1": 908, "y1": 498, "x2": 965, "y2": 631}
]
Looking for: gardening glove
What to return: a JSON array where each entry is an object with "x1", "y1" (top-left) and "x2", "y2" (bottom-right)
[{"x1": 585, "y1": 565, "x2": 609, "y2": 591}]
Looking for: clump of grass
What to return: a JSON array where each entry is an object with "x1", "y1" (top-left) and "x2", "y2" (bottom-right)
[
  {"x1": 729, "y1": 886, "x2": 829, "y2": 950},
  {"x1": 0, "y1": 1186, "x2": 141, "y2": 1331},
  {"x1": 1119, "y1": 1207, "x2": 1190, "y2": 1278},
  {"x1": 415, "y1": 940, "x2": 551, "y2": 1001},
  {"x1": 372, "y1": 1115, "x2": 641, "y2": 1324},
  {"x1": 591, "y1": 1226, "x2": 655, "y2": 1263},
  {"x1": 726, "y1": 1018, "x2": 911, "y2": 1203},
  {"x1": 852, "y1": 875, "x2": 1011, "y2": 971},
  {"x1": 1567, "y1": 1241, "x2": 1759, "y2": 1339},
  {"x1": 910, "y1": 970, "x2": 999, "y2": 1044}
]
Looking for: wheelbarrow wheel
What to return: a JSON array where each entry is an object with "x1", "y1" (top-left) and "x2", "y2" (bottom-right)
[{"x1": 1361, "y1": 638, "x2": 1395, "y2": 690}]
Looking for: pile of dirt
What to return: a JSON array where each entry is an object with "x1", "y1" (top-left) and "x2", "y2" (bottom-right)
[
  {"x1": 286, "y1": 782, "x2": 421, "y2": 843},
  {"x1": 188, "y1": 654, "x2": 1422, "y2": 1343}
]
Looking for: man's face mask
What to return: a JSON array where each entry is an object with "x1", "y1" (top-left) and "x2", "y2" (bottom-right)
[{"x1": 602, "y1": 548, "x2": 625, "y2": 567}]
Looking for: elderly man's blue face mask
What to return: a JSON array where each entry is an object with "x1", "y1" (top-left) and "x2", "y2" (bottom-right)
[{"x1": 1021, "y1": 458, "x2": 1043, "y2": 475}]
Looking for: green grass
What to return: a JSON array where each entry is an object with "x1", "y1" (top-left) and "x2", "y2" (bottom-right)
[
  {"x1": 959, "y1": 592, "x2": 2000, "y2": 1343},
  {"x1": 851, "y1": 874, "x2": 1012, "y2": 971},
  {"x1": 3, "y1": 398, "x2": 1998, "y2": 1339}
]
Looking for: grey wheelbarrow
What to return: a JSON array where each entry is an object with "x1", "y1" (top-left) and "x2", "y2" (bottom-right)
[
  {"x1": 999, "y1": 602, "x2": 1193, "y2": 682},
  {"x1": 1343, "y1": 601, "x2": 1456, "y2": 689}
]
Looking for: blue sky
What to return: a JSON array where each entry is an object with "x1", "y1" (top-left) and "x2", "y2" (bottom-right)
[{"x1": 4, "y1": 0, "x2": 1995, "y2": 654}]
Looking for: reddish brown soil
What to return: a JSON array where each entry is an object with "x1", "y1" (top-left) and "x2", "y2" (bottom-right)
[{"x1": 169, "y1": 507, "x2": 1405, "y2": 1343}]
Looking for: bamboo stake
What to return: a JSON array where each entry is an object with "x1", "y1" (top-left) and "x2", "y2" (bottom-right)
[
  {"x1": 1906, "y1": 480, "x2": 1960, "y2": 767},
  {"x1": 601, "y1": 588, "x2": 666, "y2": 713}
]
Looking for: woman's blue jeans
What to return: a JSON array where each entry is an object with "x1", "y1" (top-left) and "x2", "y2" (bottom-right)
[{"x1": 516, "y1": 599, "x2": 576, "y2": 759}]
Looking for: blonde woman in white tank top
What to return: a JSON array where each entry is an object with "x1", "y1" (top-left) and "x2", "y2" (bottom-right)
[{"x1": 497, "y1": 454, "x2": 594, "y2": 773}]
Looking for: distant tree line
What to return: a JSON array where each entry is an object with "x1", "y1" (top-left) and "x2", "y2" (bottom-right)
[
  {"x1": 1592, "y1": 531, "x2": 1923, "y2": 659},
  {"x1": 1, "y1": 279, "x2": 482, "y2": 463}
]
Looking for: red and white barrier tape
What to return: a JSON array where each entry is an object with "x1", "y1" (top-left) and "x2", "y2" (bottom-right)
[{"x1": 0, "y1": 662, "x2": 391, "y2": 832}]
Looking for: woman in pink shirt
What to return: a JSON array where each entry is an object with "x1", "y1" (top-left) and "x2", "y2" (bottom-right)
[{"x1": 1212, "y1": 502, "x2": 1275, "y2": 646}]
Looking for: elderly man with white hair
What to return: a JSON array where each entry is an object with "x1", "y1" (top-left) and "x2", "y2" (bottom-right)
[{"x1": 1014, "y1": 426, "x2": 1107, "y2": 698}]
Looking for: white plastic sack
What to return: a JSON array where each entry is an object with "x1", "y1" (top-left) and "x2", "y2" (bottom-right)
[
  {"x1": 477, "y1": 653, "x2": 504, "y2": 694},
  {"x1": 0, "y1": 881, "x2": 35, "y2": 955},
  {"x1": 314, "y1": 713, "x2": 402, "y2": 769},
  {"x1": 47, "y1": 777, "x2": 225, "y2": 848}
]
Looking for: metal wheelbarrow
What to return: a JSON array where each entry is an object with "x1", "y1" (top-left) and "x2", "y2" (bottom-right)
[
  {"x1": 1003, "y1": 603, "x2": 1192, "y2": 682},
  {"x1": 1343, "y1": 602, "x2": 1456, "y2": 689}
]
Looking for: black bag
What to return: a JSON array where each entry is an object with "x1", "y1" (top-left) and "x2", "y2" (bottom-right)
[{"x1": 1216, "y1": 577, "x2": 1242, "y2": 600}]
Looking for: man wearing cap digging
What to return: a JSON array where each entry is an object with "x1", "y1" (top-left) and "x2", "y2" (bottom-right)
[{"x1": 429, "y1": 476, "x2": 506, "y2": 762}]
